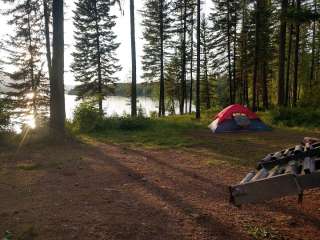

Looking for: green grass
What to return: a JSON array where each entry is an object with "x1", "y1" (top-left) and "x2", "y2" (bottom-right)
[
  {"x1": 88, "y1": 115, "x2": 206, "y2": 149},
  {"x1": 75, "y1": 113, "x2": 320, "y2": 168},
  {"x1": 205, "y1": 159, "x2": 228, "y2": 167},
  {"x1": 244, "y1": 224, "x2": 284, "y2": 240},
  {"x1": 73, "y1": 115, "x2": 312, "y2": 169},
  {"x1": 16, "y1": 163, "x2": 42, "y2": 171},
  {"x1": 0, "y1": 132, "x2": 18, "y2": 147}
]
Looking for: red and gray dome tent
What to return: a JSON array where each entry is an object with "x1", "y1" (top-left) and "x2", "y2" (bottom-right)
[{"x1": 209, "y1": 104, "x2": 271, "y2": 133}]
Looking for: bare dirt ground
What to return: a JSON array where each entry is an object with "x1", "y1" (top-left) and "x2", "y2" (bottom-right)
[{"x1": 1, "y1": 130, "x2": 320, "y2": 240}]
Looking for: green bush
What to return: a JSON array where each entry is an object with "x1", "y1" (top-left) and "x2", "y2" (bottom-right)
[
  {"x1": 118, "y1": 117, "x2": 151, "y2": 131},
  {"x1": 73, "y1": 102, "x2": 102, "y2": 132},
  {"x1": 269, "y1": 107, "x2": 320, "y2": 128},
  {"x1": 0, "y1": 99, "x2": 10, "y2": 131},
  {"x1": 72, "y1": 101, "x2": 152, "y2": 132},
  {"x1": 100, "y1": 117, "x2": 152, "y2": 131}
]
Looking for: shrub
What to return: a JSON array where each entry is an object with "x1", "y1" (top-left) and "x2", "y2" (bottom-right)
[
  {"x1": 269, "y1": 107, "x2": 320, "y2": 128},
  {"x1": 118, "y1": 117, "x2": 151, "y2": 131},
  {"x1": 0, "y1": 99, "x2": 10, "y2": 131},
  {"x1": 72, "y1": 101, "x2": 152, "y2": 133},
  {"x1": 150, "y1": 111, "x2": 158, "y2": 118},
  {"x1": 73, "y1": 102, "x2": 102, "y2": 132},
  {"x1": 137, "y1": 104, "x2": 146, "y2": 118}
]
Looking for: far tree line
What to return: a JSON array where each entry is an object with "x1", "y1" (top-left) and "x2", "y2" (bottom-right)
[
  {"x1": 140, "y1": 0, "x2": 320, "y2": 115},
  {"x1": 1, "y1": 0, "x2": 320, "y2": 134}
]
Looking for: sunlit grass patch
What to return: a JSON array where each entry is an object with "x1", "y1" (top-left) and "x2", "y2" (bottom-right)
[
  {"x1": 205, "y1": 159, "x2": 228, "y2": 167},
  {"x1": 84, "y1": 115, "x2": 204, "y2": 149},
  {"x1": 71, "y1": 106, "x2": 320, "y2": 168},
  {"x1": 16, "y1": 163, "x2": 42, "y2": 171},
  {"x1": 244, "y1": 224, "x2": 284, "y2": 240},
  {"x1": 76, "y1": 113, "x2": 319, "y2": 167}
]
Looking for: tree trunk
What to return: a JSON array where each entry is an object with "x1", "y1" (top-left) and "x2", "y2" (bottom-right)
[
  {"x1": 196, "y1": 0, "x2": 201, "y2": 119},
  {"x1": 130, "y1": 0, "x2": 137, "y2": 117},
  {"x1": 293, "y1": 0, "x2": 301, "y2": 107},
  {"x1": 185, "y1": 86, "x2": 188, "y2": 113},
  {"x1": 285, "y1": 22, "x2": 293, "y2": 106},
  {"x1": 189, "y1": 7, "x2": 194, "y2": 114},
  {"x1": 241, "y1": 0, "x2": 249, "y2": 106},
  {"x1": 204, "y1": 34, "x2": 210, "y2": 109},
  {"x1": 227, "y1": 0, "x2": 233, "y2": 104},
  {"x1": 262, "y1": 63, "x2": 269, "y2": 109},
  {"x1": 159, "y1": 0, "x2": 165, "y2": 116},
  {"x1": 278, "y1": 0, "x2": 288, "y2": 106},
  {"x1": 252, "y1": 1, "x2": 260, "y2": 111},
  {"x1": 232, "y1": 10, "x2": 237, "y2": 103},
  {"x1": 43, "y1": 0, "x2": 52, "y2": 83},
  {"x1": 50, "y1": 0, "x2": 65, "y2": 132},
  {"x1": 93, "y1": 0, "x2": 103, "y2": 115},
  {"x1": 180, "y1": 0, "x2": 187, "y2": 115},
  {"x1": 310, "y1": 0, "x2": 317, "y2": 91},
  {"x1": 27, "y1": 10, "x2": 37, "y2": 119},
  {"x1": 316, "y1": 24, "x2": 320, "y2": 84}
]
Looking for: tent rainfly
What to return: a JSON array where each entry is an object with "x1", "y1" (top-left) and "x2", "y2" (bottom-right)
[{"x1": 209, "y1": 104, "x2": 271, "y2": 133}]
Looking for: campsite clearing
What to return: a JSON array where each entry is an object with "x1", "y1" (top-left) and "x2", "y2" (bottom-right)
[{"x1": 0, "y1": 128, "x2": 320, "y2": 240}]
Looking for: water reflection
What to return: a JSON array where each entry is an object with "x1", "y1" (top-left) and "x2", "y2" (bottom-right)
[{"x1": 65, "y1": 95, "x2": 195, "y2": 119}]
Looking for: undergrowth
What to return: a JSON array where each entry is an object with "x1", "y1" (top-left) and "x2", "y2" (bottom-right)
[{"x1": 260, "y1": 107, "x2": 320, "y2": 130}]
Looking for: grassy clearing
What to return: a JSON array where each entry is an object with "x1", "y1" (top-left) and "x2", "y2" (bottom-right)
[
  {"x1": 2, "y1": 106, "x2": 319, "y2": 169},
  {"x1": 73, "y1": 113, "x2": 319, "y2": 167},
  {"x1": 1, "y1": 114, "x2": 318, "y2": 169},
  {"x1": 85, "y1": 115, "x2": 206, "y2": 148}
]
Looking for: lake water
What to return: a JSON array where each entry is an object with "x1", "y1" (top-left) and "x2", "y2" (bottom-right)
[
  {"x1": 9, "y1": 95, "x2": 194, "y2": 132},
  {"x1": 66, "y1": 95, "x2": 195, "y2": 119},
  {"x1": 66, "y1": 95, "x2": 162, "y2": 119}
]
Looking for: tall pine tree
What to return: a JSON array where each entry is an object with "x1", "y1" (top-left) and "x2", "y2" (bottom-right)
[
  {"x1": 3, "y1": 0, "x2": 49, "y2": 127},
  {"x1": 141, "y1": 0, "x2": 172, "y2": 116},
  {"x1": 200, "y1": 14, "x2": 212, "y2": 109},
  {"x1": 196, "y1": 0, "x2": 201, "y2": 119},
  {"x1": 130, "y1": 0, "x2": 137, "y2": 117},
  {"x1": 71, "y1": 0, "x2": 121, "y2": 115},
  {"x1": 210, "y1": 0, "x2": 240, "y2": 105}
]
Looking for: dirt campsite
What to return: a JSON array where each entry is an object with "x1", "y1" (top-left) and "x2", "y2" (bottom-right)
[
  {"x1": 2, "y1": 0, "x2": 320, "y2": 239},
  {"x1": 1, "y1": 126, "x2": 320, "y2": 240}
]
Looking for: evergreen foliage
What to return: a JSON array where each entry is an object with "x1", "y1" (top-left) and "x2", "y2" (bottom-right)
[
  {"x1": 209, "y1": 0, "x2": 240, "y2": 104},
  {"x1": 199, "y1": 15, "x2": 213, "y2": 109},
  {"x1": 141, "y1": 0, "x2": 173, "y2": 116},
  {"x1": 71, "y1": 0, "x2": 121, "y2": 115},
  {"x1": 0, "y1": 98, "x2": 10, "y2": 131},
  {"x1": 2, "y1": 0, "x2": 320, "y2": 129},
  {"x1": 165, "y1": 53, "x2": 181, "y2": 115},
  {"x1": 3, "y1": 0, "x2": 49, "y2": 126}
]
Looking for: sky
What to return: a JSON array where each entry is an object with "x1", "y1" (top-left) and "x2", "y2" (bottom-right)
[{"x1": 0, "y1": 0, "x2": 213, "y2": 86}]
